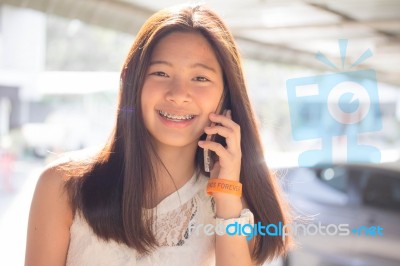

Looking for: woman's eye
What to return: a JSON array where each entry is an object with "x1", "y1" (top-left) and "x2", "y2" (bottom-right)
[
  {"x1": 151, "y1": 71, "x2": 168, "y2": 77},
  {"x1": 194, "y1": 76, "x2": 209, "y2": 82}
]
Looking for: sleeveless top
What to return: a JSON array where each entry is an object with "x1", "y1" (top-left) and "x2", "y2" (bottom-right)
[{"x1": 66, "y1": 171, "x2": 216, "y2": 266}]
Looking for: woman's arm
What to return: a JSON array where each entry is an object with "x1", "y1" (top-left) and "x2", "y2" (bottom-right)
[
  {"x1": 199, "y1": 110, "x2": 256, "y2": 266},
  {"x1": 213, "y1": 194, "x2": 256, "y2": 266},
  {"x1": 25, "y1": 164, "x2": 73, "y2": 266}
]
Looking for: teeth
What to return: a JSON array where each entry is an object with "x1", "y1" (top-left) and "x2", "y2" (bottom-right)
[{"x1": 158, "y1": 110, "x2": 194, "y2": 120}]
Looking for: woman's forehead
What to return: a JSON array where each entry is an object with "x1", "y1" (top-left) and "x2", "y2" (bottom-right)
[{"x1": 149, "y1": 31, "x2": 221, "y2": 70}]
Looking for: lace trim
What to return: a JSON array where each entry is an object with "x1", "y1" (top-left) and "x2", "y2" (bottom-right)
[
  {"x1": 68, "y1": 173, "x2": 215, "y2": 264},
  {"x1": 152, "y1": 195, "x2": 198, "y2": 247}
]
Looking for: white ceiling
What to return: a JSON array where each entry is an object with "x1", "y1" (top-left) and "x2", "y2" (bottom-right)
[{"x1": 2, "y1": 0, "x2": 400, "y2": 86}]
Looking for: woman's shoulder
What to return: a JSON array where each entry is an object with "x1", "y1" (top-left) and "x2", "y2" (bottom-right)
[
  {"x1": 46, "y1": 145, "x2": 103, "y2": 167},
  {"x1": 25, "y1": 147, "x2": 101, "y2": 265},
  {"x1": 40, "y1": 146, "x2": 101, "y2": 183},
  {"x1": 34, "y1": 146, "x2": 103, "y2": 213}
]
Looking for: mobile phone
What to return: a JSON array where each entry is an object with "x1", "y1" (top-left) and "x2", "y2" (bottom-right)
[{"x1": 204, "y1": 93, "x2": 229, "y2": 172}]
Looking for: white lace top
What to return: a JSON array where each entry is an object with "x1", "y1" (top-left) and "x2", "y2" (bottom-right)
[{"x1": 66, "y1": 172, "x2": 216, "y2": 266}]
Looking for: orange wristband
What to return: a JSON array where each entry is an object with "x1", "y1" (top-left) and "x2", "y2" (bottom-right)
[{"x1": 206, "y1": 178, "x2": 242, "y2": 197}]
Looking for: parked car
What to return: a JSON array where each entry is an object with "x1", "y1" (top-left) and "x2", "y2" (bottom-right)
[{"x1": 281, "y1": 162, "x2": 400, "y2": 266}]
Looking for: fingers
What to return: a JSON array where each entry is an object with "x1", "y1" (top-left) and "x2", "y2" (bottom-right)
[
  {"x1": 198, "y1": 140, "x2": 230, "y2": 159},
  {"x1": 199, "y1": 109, "x2": 241, "y2": 155},
  {"x1": 226, "y1": 109, "x2": 232, "y2": 119},
  {"x1": 204, "y1": 125, "x2": 232, "y2": 139},
  {"x1": 208, "y1": 111, "x2": 239, "y2": 132},
  {"x1": 205, "y1": 110, "x2": 240, "y2": 150},
  {"x1": 199, "y1": 109, "x2": 241, "y2": 180},
  {"x1": 204, "y1": 125, "x2": 239, "y2": 152}
]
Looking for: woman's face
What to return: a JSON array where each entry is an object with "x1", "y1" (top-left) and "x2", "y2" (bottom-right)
[{"x1": 141, "y1": 31, "x2": 224, "y2": 149}]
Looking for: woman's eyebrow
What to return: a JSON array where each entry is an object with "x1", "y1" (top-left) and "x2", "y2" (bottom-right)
[
  {"x1": 149, "y1": 60, "x2": 172, "y2": 67},
  {"x1": 149, "y1": 60, "x2": 216, "y2": 73},
  {"x1": 190, "y1": 63, "x2": 217, "y2": 73}
]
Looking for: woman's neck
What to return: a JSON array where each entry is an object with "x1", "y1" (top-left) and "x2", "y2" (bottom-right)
[{"x1": 154, "y1": 141, "x2": 198, "y2": 189}]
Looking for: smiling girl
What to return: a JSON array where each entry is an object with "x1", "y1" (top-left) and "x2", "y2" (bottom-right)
[{"x1": 26, "y1": 4, "x2": 291, "y2": 266}]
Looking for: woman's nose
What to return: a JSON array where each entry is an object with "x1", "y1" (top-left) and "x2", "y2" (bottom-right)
[{"x1": 165, "y1": 79, "x2": 191, "y2": 104}]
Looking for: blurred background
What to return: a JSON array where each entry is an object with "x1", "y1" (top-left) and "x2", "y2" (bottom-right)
[{"x1": 0, "y1": 0, "x2": 399, "y2": 265}]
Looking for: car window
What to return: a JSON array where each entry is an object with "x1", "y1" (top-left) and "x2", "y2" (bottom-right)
[
  {"x1": 314, "y1": 166, "x2": 348, "y2": 193},
  {"x1": 361, "y1": 171, "x2": 400, "y2": 212},
  {"x1": 286, "y1": 167, "x2": 349, "y2": 206}
]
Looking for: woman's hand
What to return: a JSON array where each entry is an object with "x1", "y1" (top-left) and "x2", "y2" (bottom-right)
[
  {"x1": 198, "y1": 109, "x2": 242, "y2": 182},
  {"x1": 199, "y1": 110, "x2": 253, "y2": 266}
]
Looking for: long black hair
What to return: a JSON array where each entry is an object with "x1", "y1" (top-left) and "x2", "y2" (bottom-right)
[{"x1": 63, "y1": 4, "x2": 291, "y2": 264}]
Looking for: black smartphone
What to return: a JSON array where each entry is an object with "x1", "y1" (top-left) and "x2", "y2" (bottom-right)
[{"x1": 204, "y1": 92, "x2": 230, "y2": 173}]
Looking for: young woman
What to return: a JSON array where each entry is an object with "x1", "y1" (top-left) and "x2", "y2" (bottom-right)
[{"x1": 26, "y1": 4, "x2": 291, "y2": 266}]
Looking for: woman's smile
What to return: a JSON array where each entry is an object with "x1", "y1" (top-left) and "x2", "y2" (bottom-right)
[
  {"x1": 157, "y1": 109, "x2": 198, "y2": 128},
  {"x1": 157, "y1": 110, "x2": 196, "y2": 121}
]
